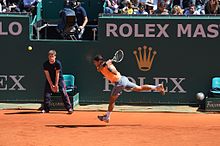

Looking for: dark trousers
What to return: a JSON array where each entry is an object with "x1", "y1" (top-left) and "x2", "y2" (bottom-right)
[{"x1": 43, "y1": 80, "x2": 72, "y2": 112}]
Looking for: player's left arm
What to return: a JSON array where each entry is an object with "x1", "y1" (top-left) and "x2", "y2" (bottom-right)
[
  {"x1": 55, "y1": 61, "x2": 61, "y2": 92},
  {"x1": 79, "y1": 8, "x2": 88, "y2": 29},
  {"x1": 80, "y1": 16, "x2": 88, "y2": 29},
  {"x1": 54, "y1": 70, "x2": 60, "y2": 92}
]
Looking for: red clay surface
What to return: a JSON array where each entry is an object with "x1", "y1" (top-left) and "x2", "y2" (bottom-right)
[{"x1": 0, "y1": 110, "x2": 220, "y2": 146}]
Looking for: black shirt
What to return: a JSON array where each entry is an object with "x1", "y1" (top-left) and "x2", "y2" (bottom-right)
[
  {"x1": 43, "y1": 60, "x2": 64, "y2": 85},
  {"x1": 74, "y1": 4, "x2": 87, "y2": 26}
]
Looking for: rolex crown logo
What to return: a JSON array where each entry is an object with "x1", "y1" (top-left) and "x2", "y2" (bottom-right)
[{"x1": 133, "y1": 45, "x2": 157, "y2": 71}]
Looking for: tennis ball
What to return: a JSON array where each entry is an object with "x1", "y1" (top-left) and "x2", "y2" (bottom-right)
[
  {"x1": 28, "y1": 46, "x2": 32, "y2": 51},
  {"x1": 196, "y1": 92, "x2": 205, "y2": 101}
]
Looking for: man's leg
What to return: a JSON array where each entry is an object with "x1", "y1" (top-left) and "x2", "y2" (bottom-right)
[
  {"x1": 98, "y1": 82, "x2": 123, "y2": 123},
  {"x1": 60, "y1": 81, "x2": 73, "y2": 114},
  {"x1": 98, "y1": 95, "x2": 119, "y2": 123},
  {"x1": 42, "y1": 83, "x2": 52, "y2": 113},
  {"x1": 43, "y1": 89, "x2": 51, "y2": 113},
  {"x1": 108, "y1": 95, "x2": 119, "y2": 112},
  {"x1": 61, "y1": 89, "x2": 72, "y2": 109},
  {"x1": 132, "y1": 84, "x2": 165, "y2": 95},
  {"x1": 119, "y1": 76, "x2": 165, "y2": 95}
]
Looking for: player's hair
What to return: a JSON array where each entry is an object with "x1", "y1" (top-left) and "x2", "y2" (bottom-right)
[
  {"x1": 93, "y1": 55, "x2": 104, "y2": 61},
  {"x1": 48, "y1": 50, "x2": 56, "y2": 56}
]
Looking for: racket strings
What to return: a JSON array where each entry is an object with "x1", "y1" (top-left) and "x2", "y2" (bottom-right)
[
  {"x1": 112, "y1": 50, "x2": 124, "y2": 62},
  {"x1": 114, "y1": 51, "x2": 123, "y2": 62},
  {"x1": 115, "y1": 53, "x2": 121, "y2": 61}
]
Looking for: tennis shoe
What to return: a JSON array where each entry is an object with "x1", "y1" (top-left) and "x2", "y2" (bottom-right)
[
  {"x1": 67, "y1": 108, "x2": 73, "y2": 114},
  {"x1": 97, "y1": 115, "x2": 110, "y2": 123},
  {"x1": 41, "y1": 110, "x2": 49, "y2": 113}
]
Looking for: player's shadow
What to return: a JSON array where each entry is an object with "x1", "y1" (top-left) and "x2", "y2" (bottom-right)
[
  {"x1": 4, "y1": 110, "x2": 69, "y2": 115},
  {"x1": 4, "y1": 111, "x2": 42, "y2": 115},
  {"x1": 46, "y1": 124, "x2": 141, "y2": 128}
]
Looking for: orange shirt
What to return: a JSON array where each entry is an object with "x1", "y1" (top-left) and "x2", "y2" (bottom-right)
[{"x1": 98, "y1": 64, "x2": 121, "y2": 83}]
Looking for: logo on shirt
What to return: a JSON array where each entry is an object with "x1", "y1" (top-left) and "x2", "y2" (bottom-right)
[{"x1": 133, "y1": 45, "x2": 157, "y2": 71}]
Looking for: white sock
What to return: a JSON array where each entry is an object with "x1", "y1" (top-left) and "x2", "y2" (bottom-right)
[{"x1": 106, "y1": 111, "x2": 111, "y2": 119}]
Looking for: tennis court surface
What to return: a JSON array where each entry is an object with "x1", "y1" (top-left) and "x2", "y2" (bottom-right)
[{"x1": 0, "y1": 106, "x2": 220, "y2": 146}]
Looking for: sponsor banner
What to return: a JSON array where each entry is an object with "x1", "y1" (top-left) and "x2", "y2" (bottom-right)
[
  {"x1": 99, "y1": 15, "x2": 220, "y2": 40},
  {"x1": 0, "y1": 15, "x2": 29, "y2": 40}
]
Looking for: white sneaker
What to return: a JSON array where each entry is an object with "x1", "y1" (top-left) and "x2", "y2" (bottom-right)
[
  {"x1": 41, "y1": 110, "x2": 49, "y2": 113},
  {"x1": 67, "y1": 108, "x2": 73, "y2": 114},
  {"x1": 97, "y1": 115, "x2": 110, "y2": 123}
]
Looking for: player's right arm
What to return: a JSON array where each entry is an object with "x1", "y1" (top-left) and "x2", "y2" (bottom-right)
[{"x1": 44, "y1": 70, "x2": 55, "y2": 92}]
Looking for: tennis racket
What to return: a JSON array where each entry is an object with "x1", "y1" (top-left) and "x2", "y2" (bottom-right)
[{"x1": 112, "y1": 49, "x2": 124, "y2": 63}]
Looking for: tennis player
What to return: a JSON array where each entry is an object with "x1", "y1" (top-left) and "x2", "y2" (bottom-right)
[{"x1": 93, "y1": 55, "x2": 165, "y2": 123}]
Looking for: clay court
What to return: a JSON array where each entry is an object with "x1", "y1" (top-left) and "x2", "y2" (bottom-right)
[{"x1": 0, "y1": 109, "x2": 220, "y2": 146}]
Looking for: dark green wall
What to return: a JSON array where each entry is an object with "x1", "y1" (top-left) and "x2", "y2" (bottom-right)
[
  {"x1": 42, "y1": 0, "x2": 64, "y2": 23},
  {"x1": 1, "y1": 15, "x2": 220, "y2": 105}
]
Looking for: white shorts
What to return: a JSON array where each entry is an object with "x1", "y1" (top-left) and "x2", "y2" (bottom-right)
[{"x1": 111, "y1": 76, "x2": 138, "y2": 96}]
